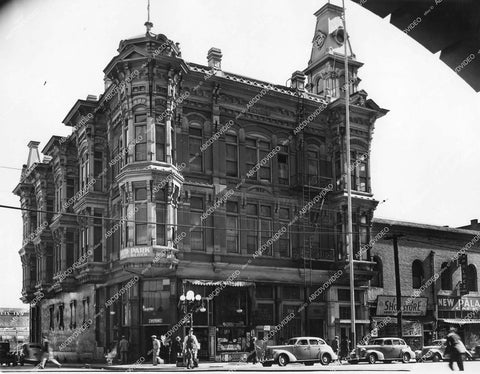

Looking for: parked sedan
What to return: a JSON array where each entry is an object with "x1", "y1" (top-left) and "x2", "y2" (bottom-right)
[
  {"x1": 415, "y1": 339, "x2": 473, "y2": 362},
  {"x1": 349, "y1": 337, "x2": 415, "y2": 364},
  {"x1": 263, "y1": 337, "x2": 337, "y2": 366},
  {"x1": 18, "y1": 343, "x2": 42, "y2": 365}
]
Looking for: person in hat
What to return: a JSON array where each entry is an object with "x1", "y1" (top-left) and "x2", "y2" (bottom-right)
[
  {"x1": 118, "y1": 335, "x2": 129, "y2": 364},
  {"x1": 170, "y1": 336, "x2": 183, "y2": 364},
  {"x1": 331, "y1": 336, "x2": 340, "y2": 360},
  {"x1": 183, "y1": 329, "x2": 199, "y2": 369},
  {"x1": 446, "y1": 327, "x2": 466, "y2": 371},
  {"x1": 151, "y1": 335, "x2": 162, "y2": 365},
  {"x1": 39, "y1": 336, "x2": 61, "y2": 369}
]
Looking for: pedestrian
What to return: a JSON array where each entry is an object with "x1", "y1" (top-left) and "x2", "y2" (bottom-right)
[
  {"x1": 339, "y1": 336, "x2": 350, "y2": 362},
  {"x1": 246, "y1": 336, "x2": 258, "y2": 364},
  {"x1": 331, "y1": 336, "x2": 340, "y2": 359},
  {"x1": 39, "y1": 335, "x2": 61, "y2": 369},
  {"x1": 170, "y1": 336, "x2": 183, "y2": 364},
  {"x1": 446, "y1": 327, "x2": 466, "y2": 371},
  {"x1": 118, "y1": 335, "x2": 129, "y2": 364},
  {"x1": 151, "y1": 335, "x2": 163, "y2": 365},
  {"x1": 183, "y1": 329, "x2": 200, "y2": 369},
  {"x1": 160, "y1": 334, "x2": 170, "y2": 363}
]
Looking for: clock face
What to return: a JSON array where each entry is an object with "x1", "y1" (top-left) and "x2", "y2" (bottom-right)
[{"x1": 313, "y1": 31, "x2": 327, "y2": 49}]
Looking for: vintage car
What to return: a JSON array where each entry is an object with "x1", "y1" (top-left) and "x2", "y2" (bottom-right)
[
  {"x1": 349, "y1": 337, "x2": 415, "y2": 364},
  {"x1": 262, "y1": 337, "x2": 337, "y2": 366},
  {"x1": 415, "y1": 339, "x2": 473, "y2": 362},
  {"x1": 18, "y1": 343, "x2": 43, "y2": 365}
]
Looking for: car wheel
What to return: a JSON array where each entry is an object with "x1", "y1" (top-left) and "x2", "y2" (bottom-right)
[
  {"x1": 432, "y1": 353, "x2": 441, "y2": 362},
  {"x1": 320, "y1": 354, "x2": 331, "y2": 365},
  {"x1": 368, "y1": 353, "x2": 377, "y2": 364},
  {"x1": 277, "y1": 354, "x2": 289, "y2": 367},
  {"x1": 402, "y1": 353, "x2": 410, "y2": 363}
]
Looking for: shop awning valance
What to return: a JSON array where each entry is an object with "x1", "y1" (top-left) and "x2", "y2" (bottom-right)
[
  {"x1": 186, "y1": 279, "x2": 255, "y2": 287},
  {"x1": 440, "y1": 318, "x2": 480, "y2": 325}
]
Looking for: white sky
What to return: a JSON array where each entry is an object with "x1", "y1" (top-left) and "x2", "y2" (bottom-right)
[{"x1": 0, "y1": 0, "x2": 479, "y2": 308}]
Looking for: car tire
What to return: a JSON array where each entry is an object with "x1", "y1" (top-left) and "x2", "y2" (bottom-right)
[
  {"x1": 320, "y1": 354, "x2": 331, "y2": 366},
  {"x1": 277, "y1": 354, "x2": 289, "y2": 367},
  {"x1": 432, "y1": 353, "x2": 441, "y2": 362},
  {"x1": 402, "y1": 353, "x2": 410, "y2": 363},
  {"x1": 368, "y1": 353, "x2": 377, "y2": 364}
]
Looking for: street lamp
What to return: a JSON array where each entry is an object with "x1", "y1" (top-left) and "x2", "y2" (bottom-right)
[{"x1": 179, "y1": 290, "x2": 203, "y2": 329}]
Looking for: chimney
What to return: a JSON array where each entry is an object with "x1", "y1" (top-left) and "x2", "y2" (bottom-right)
[
  {"x1": 27, "y1": 141, "x2": 41, "y2": 168},
  {"x1": 86, "y1": 94, "x2": 97, "y2": 101},
  {"x1": 290, "y1": 71, "x2": 306, "y2": 91},
  {"x1": 471, "y1": 219, "x2": 478, "y2": 226},
  {"x1": 207, "y1": 48, "x2": 222, "y2": 69}
]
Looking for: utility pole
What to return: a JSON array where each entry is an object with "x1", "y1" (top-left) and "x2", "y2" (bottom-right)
[
  {"x1": 341, "y1": 0, "x2": 356, "y2": 350},
  {"x1": 386, "y1": 233, "x2": 404, "y2": 338}
]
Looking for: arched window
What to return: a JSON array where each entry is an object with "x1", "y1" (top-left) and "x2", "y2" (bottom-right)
[
  {"x1": 467, "y1": 264, "x2": 478, "y2": 292},
  {"x1": 441, "y1": 262, "x2": 452, "y2": 290},
  {"x1": 371, "y1": 256, "x2": 383, "y2": 287},
  {"x1": 412, "y1": 260, "x2": 424, "y2": 289}
]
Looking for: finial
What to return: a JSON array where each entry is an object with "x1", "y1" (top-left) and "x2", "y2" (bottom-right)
[{"x1": 144, "y1": 0, "x2": 153, "y2": 33}]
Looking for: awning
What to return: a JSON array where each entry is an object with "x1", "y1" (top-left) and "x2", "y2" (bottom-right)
[
  {"x1": 440, "y1": 318, "x2": 480, "y2": 325},
  {"x1": 186, "y1": 279, "x2": 255, "y2": 287}
]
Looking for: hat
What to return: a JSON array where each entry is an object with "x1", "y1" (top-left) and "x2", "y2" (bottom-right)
[
  {"x1": 335, "y1": 336, "x2": 339, "y2": 339},
  {"x1": 151, "y1": 335, "x2": 157, "y2": 338}
]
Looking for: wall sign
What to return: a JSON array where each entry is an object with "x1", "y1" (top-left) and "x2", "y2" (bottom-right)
[
  {"x1": 120, "y1": 246, "x2": 153, "y2": 260},
  {"x1": 376, "y1": 296, "x2": 427, "y2": 316},
  {"x1": 438, "y1": 296, "x2": 480, "y2": 311}
]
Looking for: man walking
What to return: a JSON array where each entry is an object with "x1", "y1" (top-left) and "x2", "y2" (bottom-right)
[
  {"x1": 151, "y1": 335, "x2": 162, "y2": 365},
  {"x1": 331, "y1": 336, "x2": 340, "y2": 361},
  {"x1": 118, "y1": 335, "x2": 129, "y2": 364},
  {"x1": 446, "y1": 327, "x2": 465, "y2": 371},
  {"x1": 39, "y1": 336, "x2": 61, "y2": 369},
  {"x1": 183, "y1": 329, "x2": 199, "y2": 369}
]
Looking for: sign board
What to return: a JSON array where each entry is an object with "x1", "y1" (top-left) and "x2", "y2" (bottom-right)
[
  {"x1": 402, "y1": 321, "x2": 422, "y2": 337},
  {"x1": 148, "y1": 318, "x2": 163, "y2": 324},
  {"x1": 376, "y1": 296, "x2": 427, "y2": 316},
  {"x1": 120, "y1": 246, "x2": 153, "y2": 260},
  {"x1": 438, "y1": 296, "x2": 480, "y2": 311}
]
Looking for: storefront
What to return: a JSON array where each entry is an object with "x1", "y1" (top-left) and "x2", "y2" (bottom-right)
[
  {"x1": 437, "y1": 295, "x2": 480, "y2": 348},
  {"x1": 371, "y1": 295, "x2": 429, "y2": 350}
]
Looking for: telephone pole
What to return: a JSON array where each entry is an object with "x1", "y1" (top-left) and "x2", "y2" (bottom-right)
[{"x1": 385, "y1": 233, "x2": 404, "y2": 338}]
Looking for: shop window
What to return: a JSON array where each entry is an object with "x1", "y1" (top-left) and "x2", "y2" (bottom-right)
[
  {"x1": 283, "y1": 286, "x2": 300, "y2": 300},
  {"x1": 282, "y1": 305, "x2": 301, "y2": 338},
  {"x1": 225, "y1": 134, "x2": 238, "y2": 177},
  {"x1": 440, "y1": 262, "x2": 452, "y2": 290},
  {"x1": 256, "y1": 285, "x2": 274, "y2": 299},
  {"x1": 255, "y1": 303, "x2": 274, "y2": 325},
  {"x1": 467, "y1": 264, "x2": 478, "y2": 292},
  {"x1": 371, "y1": 256, "x2": 383, "y2": 287}
]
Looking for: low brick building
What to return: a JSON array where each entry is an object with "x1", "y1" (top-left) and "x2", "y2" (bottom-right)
[{"x1": 370, "y1": 218, "x2": 480, "y2": 351}]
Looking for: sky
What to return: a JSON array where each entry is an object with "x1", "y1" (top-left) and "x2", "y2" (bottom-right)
[{"x1": 0, "y1": 0, "x2": 479, "y2": 308}]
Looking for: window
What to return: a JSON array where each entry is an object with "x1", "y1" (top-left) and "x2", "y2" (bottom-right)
[
  {"x1": 283, "y1": 286, "x2": 300, "y2": 300},
  {"x1": 351, "y1": 151, "x2": 368, "y2": 192},
  {"x1": 59, "y1": 304, "x2": 64, "y2": 330},
  {"x1": 82, "y1": 298, "x2": 89, "y2": 323},
  {"x1": 467, "y1": 264, "x2": 478, "y2": 292},
  {"x1": 255, "y1": 303, "x2": 274, "y2": 325},
  {"x1": 309, "y1": 339, "x2": 319, "y2": 345},
  {"x1": 93, "y1": 212, "x2": 103, "y2": 261},
  {"x1": 441, "y1": 262, "x2": 452, "y2": 290},
  {"x1": 298, "y1": 339, "x2": 308, "y2": 345},
  {"x1": 135, "y1": 125, "x2": 147, "y2": 161},
  {"x1": 225, "y1": 134, "x2": 238, "y2": 177},
  {"x1": 371, "y1": 256, "x2": 383, "y2": 287},
  {"x1": 135, "y1": 187, "x2": 148, "y2": 245},
  {"x1": 80, "y1": 153, "x2": 89, "y2": 190},
  {"x1": 278, "y1": 207, "x2": 291, "y2": 257},
  {"x1": 256, "y1": 285, "x2": 273, "y2": 299},
  {"x1": 93, "y1": 151, "x2": 103, "y2": 191},
  {"x1": 156, "y1": 189, "x2": 166, "y2": 246},
  {"x1": 190, "y1": 196, "x2": 204, "y2": 251},
  {"x1": 49, "y1": 305, "x2": 54, "y2": 330},
  {"x1": 70, "y1": 301, "x2": 77, "y2": 329},
  {"x1": 226, "y1": 201, "x2": 239, "y2": 253},
  {"x1": 245, "y1": 137, "x2": 271, "y2": 182},
  {"x1": 384, "y1": 339, "x2": 393, "y2": 346},
  {"x1": 189, "y1": 127, "x2": 203, "y2": 172},
  {"x1": 277, "y1": 144, "x2": 289, "y2": 184},
  {"x1": 412, "y1": 260, "x2": 424, "y2": 289},
  {"x1": 260, "y1": 205, "x2": 273, "y2": 256},
  {"x1": 246, "y1": 203, "x2": 258, "y2": 254},
  {"x1": 155, "y1": 124, "x2": 165, "y2": 162}
]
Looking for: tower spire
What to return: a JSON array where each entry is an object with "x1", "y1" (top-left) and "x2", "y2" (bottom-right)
[{"x1": 144, "y1": 0, "x2": 153, "y2": 33}]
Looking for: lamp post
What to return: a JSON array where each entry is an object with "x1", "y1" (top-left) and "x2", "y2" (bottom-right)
[{"x1": 179, "y1": 290, "x2": 203, "y2": 329}]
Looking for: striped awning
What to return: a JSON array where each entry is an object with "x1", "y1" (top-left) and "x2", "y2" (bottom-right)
[
  {"x1": 186, "y1": 279, "x2": 254, "y2": 287},
  {"x1": 440, "y1": 318, "x2": 480, "y2": 325}
]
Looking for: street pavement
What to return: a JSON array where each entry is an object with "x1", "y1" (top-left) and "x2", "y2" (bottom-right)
[{"x1": 0, "y1": 360, "x2": 479, "y2": 373}]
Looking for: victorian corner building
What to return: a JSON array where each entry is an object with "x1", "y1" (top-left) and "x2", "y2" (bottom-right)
[{"x1": 19, "y1": 3, "x2": 467, "y2": 361}]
